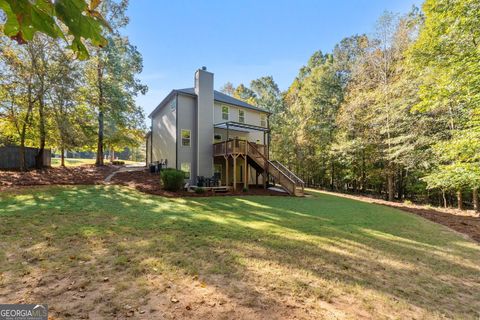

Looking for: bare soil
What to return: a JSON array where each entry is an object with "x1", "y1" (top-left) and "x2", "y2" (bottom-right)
[
  {"x1": 316, "y1": 190, "x2": 480, "y2": 243},
  {"x1": 0, "y1": 165, "x2": 116, "y2": 189}
]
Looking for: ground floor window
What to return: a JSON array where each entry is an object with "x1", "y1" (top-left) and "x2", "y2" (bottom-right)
[{"x1": 181, "y1": 162, "x2": 191, "y2": 179}]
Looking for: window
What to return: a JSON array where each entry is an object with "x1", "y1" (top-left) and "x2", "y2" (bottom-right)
[
  {"x1": 181, "y1": 162, "x2": 191, "y2": 179},
  {"x1": 214, "y1": 134, "x2": 222, "y2": 142},
  {"x1": 260, "y1": 115, "x2": 266, "y2": 127},
  {"x1": 181, "y1": 129, "x2": 191, "y2": 147},
  {"x1": 170, "y1": 100, "x2": 176, "y2": 112},
  {"x1": 238, "y1": 110, "x2": 245, "y2": 123},
  {"x1": 222, "y1": 106, "x2": 229, "y2": 120}
]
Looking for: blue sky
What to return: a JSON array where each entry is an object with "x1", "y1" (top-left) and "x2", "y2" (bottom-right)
[{"x1": 124, "y1": 0, "x2": 423, "y2": 118}]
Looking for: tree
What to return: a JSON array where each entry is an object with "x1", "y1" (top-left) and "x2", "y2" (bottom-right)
[
  {"x1": 250, "y1": 76, "x2": 283, "y2": 114},
  {"x1": 0, "y1": 0, "x2": 109, "y2": 59},
  {"x1": 233, "y1": 84, "x2": 256, "y2": 106},
  {"x1": 410, "y1": 0, "x2": 480, "y2": 210},
  {"x1": 47, "y1": 43, "x2": 94, "y2": 167},
  {"x1": 0, "y1": 34, "x2": 39, "y2": 170},
  {"x1": 220, "y1": 82, "x2": 235, "y2": 96},
  {"x1": 84, "y1": 0, "x2": 146, "y2": 166}
]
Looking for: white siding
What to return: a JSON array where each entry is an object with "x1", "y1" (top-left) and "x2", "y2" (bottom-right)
[
  {"x1": 213, "y1": 102, "x2": 267, "y2": 143},
  {"x1": 151, "y1": 97, "x2": 176, "y2": 167}
]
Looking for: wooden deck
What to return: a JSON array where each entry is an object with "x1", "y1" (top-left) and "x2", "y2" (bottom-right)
[
  {"x1": 212, "y1": 139, "x2": 305, "y2": 196},
  {"x1": 213, "y1": 139, "x2": 267, "y2": 157}
]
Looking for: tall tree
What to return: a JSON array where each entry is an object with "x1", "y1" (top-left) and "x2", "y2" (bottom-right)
[
  {"x1": 411, "y1": 0, "x2": 480, "y2": 210},
  {"x1": 85, "y1": 0, "x2": 147, "y2": 166}
]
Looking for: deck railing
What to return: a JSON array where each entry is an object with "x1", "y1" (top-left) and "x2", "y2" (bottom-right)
[{"x1": 213, "y1": 139, "x2": 266, "y2": 157}]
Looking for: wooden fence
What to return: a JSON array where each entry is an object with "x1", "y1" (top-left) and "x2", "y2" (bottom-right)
[{"x1": 0, "y1": 146, "x2": 51, "y2": 169}]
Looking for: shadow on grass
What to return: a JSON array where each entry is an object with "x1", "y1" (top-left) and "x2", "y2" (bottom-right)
[{"x1": 0, "y1": 185, "x2": 479, "y2": 318}]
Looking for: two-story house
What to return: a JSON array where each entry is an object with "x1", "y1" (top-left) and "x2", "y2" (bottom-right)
[{"x1": 146, "y1": 67, "x2": 304, "y2": 195}]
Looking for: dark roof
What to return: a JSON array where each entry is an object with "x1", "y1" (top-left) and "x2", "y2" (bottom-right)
[{"x1": 149, "y1": 88, "x2": 270, "y2": 118}]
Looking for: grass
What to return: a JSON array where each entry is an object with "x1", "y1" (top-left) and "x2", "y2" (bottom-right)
[
  {"x1": 0, "y1": 186, "x2": 479, "y2": 319},
  {"x1": 50, "y1": 157, "x2": 142, "y2": 167}
]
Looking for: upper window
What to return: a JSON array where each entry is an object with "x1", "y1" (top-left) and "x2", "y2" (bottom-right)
[
  {"x1": 181, "y1": 129, "x2": 191, "y2": 147},
  {"x1": 222, "y1": 106, "x2": 229, "y2": 120},
  {"x1": 170, "y1": 100, "x2": 176, "y2": 112},
  {"x1": 238, "y1": 110, "x2": 245, "y2": 123},
  {"x1": 260, "y1": 115, "x2": 266, "y2": 127}
]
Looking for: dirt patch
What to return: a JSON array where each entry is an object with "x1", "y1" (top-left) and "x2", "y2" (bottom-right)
[
  {"x1": 0, "y1": 165, "x2": 116, "y2": 190},
  {"x1": 110, "y1": 169, "x2": 289, "y2": 197},
  {"x1": 316, "y1": 190, "x2": 480, "y2": 243}
]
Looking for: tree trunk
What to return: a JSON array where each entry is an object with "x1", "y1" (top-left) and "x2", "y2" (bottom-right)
[
  {"x1": 442, "y1": 190, "x2": 447, "y2": 208},
  {"x1": 60, "y1": 145, "x2": 65, "y2": 167},
  {"x1": 19, "y1": 84, "x2": 34, "y2": 171},
  {"x1": 457, "y1": 190, "x2": 463, "y2": 210},
  {"x1": 95, "y1": 57, "x2": 104, "y2": 166},
  {"x1": 19, "y1": 112, "x2": 30, "y2": 172},
  {"x1": 110, "y1": 147, "x2": 115, "y2": 162},
  {"x1": 361, "y1": 149, "x2": 366, "y2": 193},
  {"x1": 397, "y1": 169, "x2": 404, "y2": 200},
  {"x1": 330, "y1": 160, "x2": 335, "y2": 191},
  {"x1": 387, "y1": 172, "x2": 395, "y2": 201},
  {"x1": 472, "y1": 188, "x2": 479, "y2": 212},
  {"x1": 34, "y1": 97, "x2": 46, "y2": 169},
  {"x1": 96, "y1": 110, "x2": 104, "y2": 166}
]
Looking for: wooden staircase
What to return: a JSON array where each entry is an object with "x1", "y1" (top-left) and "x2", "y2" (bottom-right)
[{"x1": 246, "y1": 141, "x2": 304, "y2": 196}]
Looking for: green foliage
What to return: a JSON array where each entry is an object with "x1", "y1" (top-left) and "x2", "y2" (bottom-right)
[
  {"x1": 258, "y1": 4, "x2": 478, "y2": 208},
  {"x1": 161, "y1": 169, "x2": 186, "y2": 192},
  {"x1": 0, "y1": 0, "x2": 110, "y2": 59},
  {"x1": 194, "y1": 187, "x2": 206, "y2": 194},
  {"x1": 408, "y1": 0, "x2": 480, "y2": 195},
  {"x1": 0, "y1": 0, "x2": 146, "y2": 170}
]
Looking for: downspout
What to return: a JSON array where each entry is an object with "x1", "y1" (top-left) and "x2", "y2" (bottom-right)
[
  {"x1": 145, "y1": 133, "x2": 148, "y2": 166},
  {"x1": 175, "y1": 93, "x2": 179, "y2": 170},
  {"x1": 150, "y1": 118, "x2": 153, "y2": 164}
]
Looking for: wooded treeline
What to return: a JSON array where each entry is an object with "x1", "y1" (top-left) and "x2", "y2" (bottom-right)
[
  {"x1": 0, "y1": 0, "x2": 146, "y2": 170},
  {"x1": 222, "y1": 0, "x2": 480, "y2": 210}
]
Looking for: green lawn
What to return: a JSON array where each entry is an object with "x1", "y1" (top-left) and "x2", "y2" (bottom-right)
[
  {"x1": 0, "y1": 186, "x2": 478, "y2": 319},
  {"x1": 50, "y1": 157, "x2": 142, "y2": 167}
]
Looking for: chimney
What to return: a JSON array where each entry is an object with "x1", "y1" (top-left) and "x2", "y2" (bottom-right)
[{"x1": 195, "y1": 67, "x2": 214, "y2": 178}]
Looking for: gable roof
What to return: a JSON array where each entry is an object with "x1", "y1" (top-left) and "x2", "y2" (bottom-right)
[
  {"x1": 177, "y1": 88, "x2": 270, "y2": 114},
  {"x1": 149, "y1": 88, "x2": 270, "y2": 119}
]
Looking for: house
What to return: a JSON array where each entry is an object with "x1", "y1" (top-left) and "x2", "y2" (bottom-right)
[{"x1": 146, "y1": 67, "x2": 304, "y2": 195}]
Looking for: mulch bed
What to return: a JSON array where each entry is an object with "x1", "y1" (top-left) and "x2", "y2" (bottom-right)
[
  {"x1": 0, "y1": 165, "x2": 117, "y2": 189},
  {"x1": 318, "y1": 190, "x2": 480, "y2": 243},
  {"x1": 110, "y1": 169, "x2": 289, "y2": 197}
]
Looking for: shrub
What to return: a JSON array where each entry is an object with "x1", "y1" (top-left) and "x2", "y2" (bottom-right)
[
  {"x1": 161, "y1": 169, "x2": 185, "y2": 191},
  {"x1": 242, "y1": 187, "x2": 249, "y2": 193},
  {"x1": 194, "y1": 187, "x2": 206, "y2": 194},
  {"x1": 111, "y1": 160, "x2": 125, "y2": 165}
]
